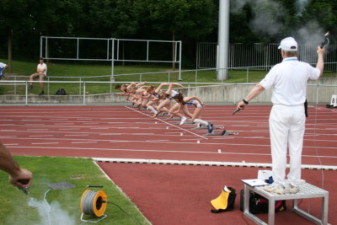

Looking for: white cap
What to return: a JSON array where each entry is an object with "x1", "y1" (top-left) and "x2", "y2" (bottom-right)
[{"x1": 278, "y1": 37, "x2": 298, "y2": 51}]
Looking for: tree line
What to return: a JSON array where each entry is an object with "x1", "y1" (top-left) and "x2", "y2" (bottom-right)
[{"x1": 1, "y1": 0, "x2": 336, "y2": 69}]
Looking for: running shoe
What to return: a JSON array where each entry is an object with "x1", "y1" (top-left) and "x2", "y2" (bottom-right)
[
  {"x1": 180, "y1": 117, "x2": 187, "y2": 125},
  {"x1": 284, "y1": 185, "x2": 299, "y2": 194},
  {"x1": 207, "y1": 123, "x2": 214, "y2": 134},
  {"x1": 263, "y1": 183, "x2": 285, "y2": 194},
  {"x1": 152, "y1": 113, "x2": 159, "y2": 118}
]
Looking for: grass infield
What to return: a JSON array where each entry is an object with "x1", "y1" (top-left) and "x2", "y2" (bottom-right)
[{"x1": 0, "y1": 156, "x2": 149, "y2": 225}]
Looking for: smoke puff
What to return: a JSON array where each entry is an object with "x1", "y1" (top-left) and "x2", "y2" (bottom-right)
[
  {"x1": 28, "y1": 197, "x2": 76, "y2": 225},
  {"x1": 249, "y1": 1, "x2": 286, "y2": 37},
  {"x1": 230, "y1": 0, "x2": 315, "y2": 38},
  {"x1": 296, "y1": 0, "x2": 312, "y2": 15}
]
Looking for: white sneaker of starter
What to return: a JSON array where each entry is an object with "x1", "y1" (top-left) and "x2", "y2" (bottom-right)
[
  {"x1": 284, "y1": 185, "x2": 300, "y2": 194},
  {"x1": 180, "y1": 117, "x2": 187, "y2": 125},
  {"x1": 263, "y1": 183, "x2": 285, "y2": 194}
]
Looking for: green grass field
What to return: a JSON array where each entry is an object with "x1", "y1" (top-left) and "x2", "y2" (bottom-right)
[
  {"x1": 0, "y1": 156, "x2": 149, "y2": 225},
  {"x1": 1, "y1": 58, "x2": 336, "y2": 95},
  {"x1": 0, "y1": 58, "x2": 273, "y2": 95}
]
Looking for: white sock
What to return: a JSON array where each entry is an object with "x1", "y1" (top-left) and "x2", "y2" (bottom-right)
[
  {"x1": 147, "y1": 106, "x2": 158, "y2": 114},
  {"x1": 193, "y1": 119, "x2": 208, "y2": 126}
]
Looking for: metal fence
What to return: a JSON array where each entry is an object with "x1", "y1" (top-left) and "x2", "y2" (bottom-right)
[
  {"x1": 197, "y1": 42, "x2": 337, "y2": 72},
  {"x1": 1, "y1": 79, "x2": 336, "y2": 106},
  {"x1": 4, "y1": 64, "x2": 337, "y2": 89},
  {"x1": 40, "y1": 36, "x2": 183, "y2": 80}
]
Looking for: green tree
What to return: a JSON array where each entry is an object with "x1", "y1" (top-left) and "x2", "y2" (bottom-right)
[
  {"x1": 134, "y1": 0, "x2": 216, "y2": 40},
  {"x1": 0, "y1": 0, "x2": 33, "y2": 71},
  {"x1": 133, "y1": 0, "x2": 216, "y2": 67}
]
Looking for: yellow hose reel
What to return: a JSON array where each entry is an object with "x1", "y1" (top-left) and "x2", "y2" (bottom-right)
[{"x1": 80, "y1": 188, "x2": 108, "y2": 223}]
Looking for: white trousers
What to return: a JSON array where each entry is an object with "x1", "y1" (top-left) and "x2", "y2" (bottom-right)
[{"x1": 269, "y1": 104, "x2": 306, "y2": 187}]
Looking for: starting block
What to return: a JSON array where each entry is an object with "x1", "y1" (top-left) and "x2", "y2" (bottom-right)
[
  {"x1": 206, "y1": 130, "x2": 239, "y2": 136},
  {"x1": 166, "y1": 117, "x2": 181, "y2": 121},
  {"x1": 175, "y1": 122, "x2": 195, "y2": 125},
  {"x1": 193, "y1": 125, "x2": 222, "y2": 130}
]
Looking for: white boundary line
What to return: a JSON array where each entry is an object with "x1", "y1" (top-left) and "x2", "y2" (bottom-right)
[
  {"x1": 93, "y1": 157, "x2": 337, "y2": 171},
  {"x1": 125, "y1": 106, "x2": 208, "y2": 140},
  {"x1": 91, "y1": 160, "x2": 152, "y2": 225}
]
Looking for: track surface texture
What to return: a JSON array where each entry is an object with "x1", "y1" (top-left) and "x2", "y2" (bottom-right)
[{"x1": 1, "y1": 105, "x2": 336, "y2": 224}]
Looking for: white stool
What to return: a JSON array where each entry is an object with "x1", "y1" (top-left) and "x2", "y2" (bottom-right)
[{"x1": 242, "y1": 181, "x2": 329, "y2": 225}]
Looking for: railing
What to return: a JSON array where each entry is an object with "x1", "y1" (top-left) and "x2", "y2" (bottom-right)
[
  {"x1": 1, "y1": 80, "x2": 336, "y2": 106},
  {"x1": 4, "y1": 65, "x2": 337, "y2": 86}
]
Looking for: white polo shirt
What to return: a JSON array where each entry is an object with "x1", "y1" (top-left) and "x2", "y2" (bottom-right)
[
  {"x1": 37, "y1": 63, "x2": 47, "y2": 76},
  {"x1": 259, "y1": 57, "x2": 320, "y2": 105}
]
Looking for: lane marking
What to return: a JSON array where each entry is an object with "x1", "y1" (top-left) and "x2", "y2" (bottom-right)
[
  {"x1": 9, "y1": 146, "x2": 337, "y2": 160},
  {"x1": 72, "y1": 141, "x2": 98, "y2": 144},
  {"x1": 93, "y1": 158, "x2": 337, "y2": 170},
  {"x1": 125, "y1": 106, "x2": 208, "y2": 140},
  {"x1": 65, "y1": 134, "x2": 89, "y2": 137},
  {"x1": 32, "y1": 142, "x2": 59, "y2": 145},
  {"x1": 29, "y1": 135, "x2": 54, "y2": 138},
  {"x1": 27, "y1": 129, "x2": 49, "y2": 131},
  {"x1": 1, "y1": 136, "x2": 336, "y2": 150}
]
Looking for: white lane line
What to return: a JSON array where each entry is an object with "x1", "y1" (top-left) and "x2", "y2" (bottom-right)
[
  {"x1": 93, "y1": 158, "x2": 337, "y2": 170},
  {"x1": 59, "y1": 128, "x2": 80, "y2": 131},
  {"x1": 0, "y1": 130, "x2": 17, "y2": 132},
  {"x1": 2, "y1": 136, "x2": 336, "y2": 149},
  {"x1": 125, "y1": 106, "x2": 208, "y2": 140},
  {"x1": 10, "y1": 145, "x2": 268, "y2": 156},
  {"x1": 72, "y1": 141, "x2": 98, "y2": 144},
  {"x1": 114, "y1": 127, "x2": 141, "y2": 129},
  {"x1": 32, "y1": 142, "x2": 59, "y2": 145},
  {"x1": 10, "y1": 146, "x2": 337, "y2": 160},
  {"x1": 4, "y1": 143, "x2": 18, "y2": 146},
  {"x1": 27, "y1": 129, "x2": 49, "y2": 131},
  {"x1": 90, "y1": 127, "x2": 109, "y2": 130},
  {"x1": 65, "y1": 134, "x2": 89, "y2": 137},
  {"x1": 29, "y1": 135, "x2": 54, "y2": 138}
]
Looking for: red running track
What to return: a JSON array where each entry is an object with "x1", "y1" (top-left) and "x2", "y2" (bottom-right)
[
  {"x1": 1, "y1": 105, "x2": 337, "y2": 166},
  {"x1": 1, "y1": 105, "x2": 336, "y2": 225}
]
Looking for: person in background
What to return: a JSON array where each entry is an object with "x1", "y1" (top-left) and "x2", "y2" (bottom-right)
[
  {"x1": 0, "y1": 143, "x2": 33, "y2": 189},
  {"x1": 0, "y1": 62, "x2": 9, "y2": 80},
  {"x1": 236, "y1": 37, "x2": 324, "y2": 194},
  {"x1": 29, "y1": 58, "x2": 47, "y2": 95}
]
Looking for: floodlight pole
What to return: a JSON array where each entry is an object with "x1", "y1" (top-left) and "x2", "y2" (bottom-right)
[{"x1": 217, "y1": 0, "x2": 230, "y2": 80}]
